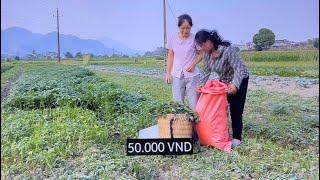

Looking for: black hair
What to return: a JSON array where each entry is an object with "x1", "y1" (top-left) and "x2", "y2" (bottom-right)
[
  {"x1": 178, "y1": 14, "x2": 193, "y2": 27},
  {"x1": 195, "y1": 29, "x2": 231, "y2": 50}
]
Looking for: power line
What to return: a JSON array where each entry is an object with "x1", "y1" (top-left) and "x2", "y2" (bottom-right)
[
  {"x1": 166, "y1": 0, "x2": 177, "y2": 25},
  {"x1": 163, "y1": 0, "x2": 178, "y2": 69}
]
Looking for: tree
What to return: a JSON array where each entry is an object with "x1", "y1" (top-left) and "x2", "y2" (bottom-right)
[
  {"x1": 253, "y1": 44, "x2": 263, "y2": 51},
  {"x1": 75, "y1": 52, "x2": 83, "y2": 59},
  {"x1": 299, "y1": 42, "x2": 308, "y2": 46},
  {"x1": 253, "y1": 28, "x2": 276, "y2": 50},
  {"x1": 313, "y1": 38, "x2": 319, "y2": 49},
  {"x1": 14, "y1": 56, "x2": 20, "y2": 60},
  {"x1": 64, "y1": 52, "x2": 73, "y2": 58},
  {"x1": 155, "y1": 47, "x2": 166, "y2": 56},
  {"x1": 144, "y1": 51, "x2": 152, "y2": 56},
  {"x1": 134, "y1": 53, "x2": 141, "y2": 58},
  {"x1": 111, "y1": 53, "x2": 120, "y2": 57}
]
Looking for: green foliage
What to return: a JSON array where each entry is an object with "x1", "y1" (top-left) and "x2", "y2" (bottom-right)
[
  {"x1": 75, "y1": 52, "x2": 83, "y2": 59},
  {"x1": 149, "y1": 101, "x2": 199, "y2": 122},
  {"x1": 253, "y1": 28, "x2": 276, "y2": 50},
  {"x1": 1, "y1": 63, "x2": 21, "y2": 91},
  {"x1": 1, "y1": 107, "x2": 108, "y2": 169},
  {"x1": 241, "y1": 50, "x2": 319, "y2": 62},
  {"x1": 1, "y1": 64, "x2": 14, "y2": 73},
  {"x1": 4, "y1": 65, "x2": 98, "y2": 110},
  {"x1": 63, "y1": 50, "x2": 319, "y2": 78},
  {"x1": 2, "y1": 64, "x2": 159, "y2": 175},
  {"x1": 1, "y1": 62, "x2": 319, "y2": 179},
  {"x1": 244, "y1": 91, "x2": 319, "y2": 149},
  {"x1": 155, "y1": 56, "x2": 164, "y2": 60},
  {"x1": 241, "y1": 50, "x2": 319, "y2": 77},
  {"x1": 64, "y1": 52, "x2": 73, "y2": 58},
  {"x1": 313, "y1": 38, "x2": 319, "y2": 49}
]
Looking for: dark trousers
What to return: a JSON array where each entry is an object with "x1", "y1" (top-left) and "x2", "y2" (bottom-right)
[{"x1": 227, "y1": 76, "x2": 249, "y2": 141}]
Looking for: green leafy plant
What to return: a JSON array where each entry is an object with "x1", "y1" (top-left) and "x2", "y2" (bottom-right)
[{"x1": 149, "y1": 102, "x2": 199, "y2": 123}]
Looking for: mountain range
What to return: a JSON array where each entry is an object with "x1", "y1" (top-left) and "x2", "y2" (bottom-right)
[{"x1": 1, "y1": 27, "x2": 144, "y2": 57}]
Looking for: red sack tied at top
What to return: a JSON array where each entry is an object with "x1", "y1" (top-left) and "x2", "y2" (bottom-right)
[{"x1": 196, "y1": 80, "x2": 232, "y2": 153}]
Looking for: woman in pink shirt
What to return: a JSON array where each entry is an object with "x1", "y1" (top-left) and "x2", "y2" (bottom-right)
[{"x1": 165, "y1": 14, "x2": 203, "y2": 110}]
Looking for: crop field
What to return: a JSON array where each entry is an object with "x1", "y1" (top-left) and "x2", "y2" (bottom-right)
[
  {"x1": 1, "y1": 50, "x2": 319, "y2": 179},
  {"x1": 61, "y1": 50, "x2": 320, "y2": 78}
]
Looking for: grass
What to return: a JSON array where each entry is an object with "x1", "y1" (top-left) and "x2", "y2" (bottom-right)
[
  {"x1": 1, "y1": 107, "x2": 108, "y2": 172},
  {"x1": 241, "y1": 50, "x2": 319, "y2": 62},
  {"x1": 1, "y1": 64, "x2": 14, "y2": 73},
  {"x1": 89, "y1": 59, "x2": 165, "y2": 69},
  {"x1": 101, "y1": 72, "x2": 318, "y2": 172},
  {"x1": 96, "y1": 72, "x2": 171, "y2": 103},
  {"x1": 3, "y1": 64, "x2": 103, "y2": 110},
  {"x1": 60, "y1": 50, "x2": 319, "y2": 78},
  {"x1": 244, "y1": 60, "x2": 319, "y2": 78},
  {"x1": 62, "y1": 57, "x2": 165, "y2": 69},
  {"x1": 97, "y1": 72, "x2": 319, "y2": 148},
  {"x1": 1, "y1": 62, "x2": 21, "y2": 91},
  {"x1": 243, "y1": 91, "x2": 319, "y2": 149},
  {"x1": 95, "y1": 72, "x2": 318, "y2": 178},
  {"x1": 1, "y1": 61, "x2": 319, "y2": 179}
]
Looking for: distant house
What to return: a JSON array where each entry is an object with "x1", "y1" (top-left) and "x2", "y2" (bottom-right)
[
  {"x1": 236, "y1": 40, "x2": 298, "y2": 51},
  {"x1": 233, "y1": 44, "x2": 247, "y2": 51},
  {"x1": 46, "y1": 52, "x2": 58, "y2": 60},
  {"x1": 270, "y1": 39, "x2": 296, "y2": 50},
  {"x1": 245, "y1": 42, "x2": 255, "y2": 50},
  {"x1": 24, "y1": 54, "x2": 35, "y2": 60},
  {"x1": 25, "y1": 53, "x2": 45, "y2": 60},
  {"x1": 234, "y1": 42, "x2": 255, "y2": 51},
  {"x1": 36, "y1": 54, "x2": 45, "y2": 59}
]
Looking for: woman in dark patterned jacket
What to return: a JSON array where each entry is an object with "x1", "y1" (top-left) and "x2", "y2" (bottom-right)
[{"x1": 195, "y1": 29, "x2": 249, "y2": 148}]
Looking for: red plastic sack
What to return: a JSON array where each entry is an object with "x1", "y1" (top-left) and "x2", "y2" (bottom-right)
[{"x1": 195, "y1": 80, "x2": 232, "y2": 153}]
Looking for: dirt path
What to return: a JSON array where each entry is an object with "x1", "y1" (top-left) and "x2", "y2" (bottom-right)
[
  {"x1": 86, "y1": 65, "x2": 319, "y2": 98},
  {"x1": 1, "y1": 69, "x2": 22, "y2": 105},
  {"x1": 248, "y1": 76, "x2": 319, "y2": 98}
]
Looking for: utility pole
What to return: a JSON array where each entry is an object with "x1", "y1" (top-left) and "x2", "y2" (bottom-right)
[
  {"x1": 163, "y1": 0, "x2": 167, "y2": 68},
  {"x1": 54, "y1": 8, "x2": 61, "y2": 63}
]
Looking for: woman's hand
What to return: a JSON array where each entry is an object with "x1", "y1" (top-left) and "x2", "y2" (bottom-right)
[
  {"x1": 165, "y1": 73, "x2": 172, "y2": 84},
  {"x1": 227, "y1": 84, "x2": 237, "y2": 95},
  {"x1": 186, "y1": 64, "x2": 196, "y2": 72},
  {"x1": 196, "y1": 85, "x2": 203, "y2": 92}
]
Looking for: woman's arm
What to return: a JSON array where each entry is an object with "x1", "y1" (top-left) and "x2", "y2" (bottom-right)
[
  {"x1": 227, "y1": 46, "x2": 246, "y2": 93},
  {"x1": 199, "y1": 54, "x2": 211, "y2": 87},
  {"x1": 186, "y1": 51, "x2": 204, "y2": 72},
  {"x1": 165, "y1": 49, "x2": 174, "y2": 84}
]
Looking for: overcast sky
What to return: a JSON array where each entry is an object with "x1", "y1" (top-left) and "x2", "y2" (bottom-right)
[{"x1": 1, "y1": 0, "x2": 319, "y2": 51}]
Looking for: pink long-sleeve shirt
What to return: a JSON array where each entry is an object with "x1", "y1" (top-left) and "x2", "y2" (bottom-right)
[{"x1": 166, "y1": 33, "x2": 200, "y2": 78}]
